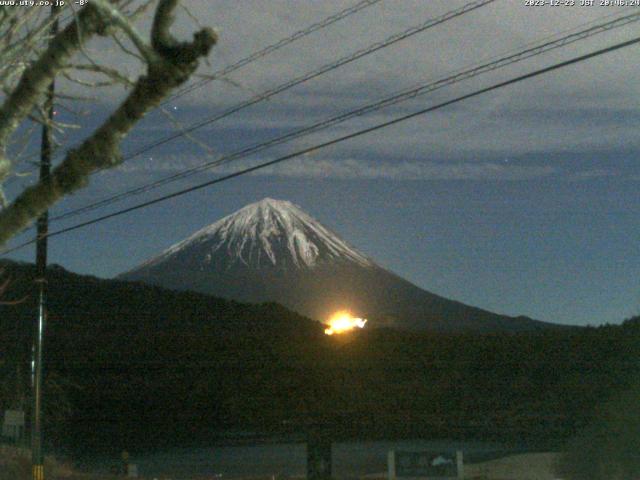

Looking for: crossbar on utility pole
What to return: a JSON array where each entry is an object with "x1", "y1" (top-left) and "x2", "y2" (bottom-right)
[{"x1": 32, "y1": 6, "x2": 58, "y2": 480}]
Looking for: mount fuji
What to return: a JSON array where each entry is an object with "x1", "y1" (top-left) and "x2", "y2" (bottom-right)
[{"x1": 120, "y1": 198, "x2": 555, "y2": 332}]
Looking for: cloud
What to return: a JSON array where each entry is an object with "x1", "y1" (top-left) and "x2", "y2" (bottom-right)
[
  {"x1": 119, "y1": 153, "x2": 555, "y2": 181},
  {"x1": 46, "y1": 2, "x2": 640, "y2": 187},
  {"x1": 245, "y1": 158, "x2": 557, "y2": 181},
  {"x1": 568, "y1": 169, "x2": 620, "y2": 181}
]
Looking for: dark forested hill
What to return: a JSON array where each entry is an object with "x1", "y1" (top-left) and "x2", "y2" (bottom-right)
[{"x1": 1, "y1": 260, "x2": 637, "y2": 457}]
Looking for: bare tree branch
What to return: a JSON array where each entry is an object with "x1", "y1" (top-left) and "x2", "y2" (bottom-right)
[
  {"x1": 0, "y1": 0, "x2": 217, "y2": 246},
  {"x1": 67, "y1": 63, "x2": 135, "y2": 87},
  {"x1": 112, "y1": 33, "x2": 145, "y2": 62},
  {"x1": 158, "y1": 104, "x2": 218, "y2": 158},
  {"x1": 90, "y1": 0, "x2": 158, "y2": 63},
  {"x1": 0, "y1": 4, "x2": 110, "y2": 181}
]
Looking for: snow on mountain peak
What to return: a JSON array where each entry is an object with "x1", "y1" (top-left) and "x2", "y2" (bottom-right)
[{"x1": 137, "y1": 198, "x2": 374, "y2": 271}]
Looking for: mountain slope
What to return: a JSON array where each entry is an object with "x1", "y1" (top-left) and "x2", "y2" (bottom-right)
[
  {"x1": 121, "y1": 198, "x2": 557, "y2": 332},
  {"x1": 129, "y1": 198, "x2": 373, "y2": 273}
]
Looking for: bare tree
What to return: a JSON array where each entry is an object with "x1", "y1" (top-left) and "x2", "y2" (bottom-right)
[{"x1": 0, "y1": 0, "x2": 217, "y2": 246}]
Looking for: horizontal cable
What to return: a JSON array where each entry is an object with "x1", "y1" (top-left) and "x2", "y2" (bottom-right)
[
  {"x1": 3, "y1": 33, "x2": 638, "y2": 256},
  {"x1": 50, "y1": 10, "x2": 640, "y2": 223}
]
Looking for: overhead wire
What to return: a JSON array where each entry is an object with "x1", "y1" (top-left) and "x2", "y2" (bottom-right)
[
  {"x1": 9, "y1": 0, "x2": 385, "y2": 171},
  {"x1": 6, "y1": 0, "x2": 497, "y2": 187},
  {"x1": 45, "y1": 0, "x2": 499, "y2": 220},
  {"x1": 113, "y1": 0, "x2": 497, "y2": 165},
  {"x1": 3, "y1": 33, "x2": 639, "y2": 256},
  {"x1": 160, "y1": 0, "x2": 385, "y2": 106},
  {"x1": 49, "y1": 10, "x2": 640, "y2": 223}
]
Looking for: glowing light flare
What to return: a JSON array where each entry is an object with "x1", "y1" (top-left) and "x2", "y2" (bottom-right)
[{"x1": 324, "y1": 310, "x2": 367, "y2": 335}]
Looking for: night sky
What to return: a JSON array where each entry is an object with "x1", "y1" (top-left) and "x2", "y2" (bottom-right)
[{"x1": 3, "y1": 0, "x2": 640, "y2": 326}]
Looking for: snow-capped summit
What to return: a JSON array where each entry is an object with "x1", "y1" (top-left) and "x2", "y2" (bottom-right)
[
  {"x1": 128, "y1": 198, "x2": 373, "y2": 274},
  {"x1": 121, "y1": 198, "x2": 555, "y2": 333}
]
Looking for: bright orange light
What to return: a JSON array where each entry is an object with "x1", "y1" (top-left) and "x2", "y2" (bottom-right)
[{"x1": 324, "y1": 310, "x2": 367, "y2": 335}]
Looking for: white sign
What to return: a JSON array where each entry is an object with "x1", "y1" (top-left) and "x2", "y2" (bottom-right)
[
  {"x1": 2, "y1": 410, "x2": 25, "y2": 440},
  {"x1": 127, "y1": 464, "x2": 139, "y2": 477},
  {"x1": 388, "y1": 450, "x2": 463, "y2": 480}
]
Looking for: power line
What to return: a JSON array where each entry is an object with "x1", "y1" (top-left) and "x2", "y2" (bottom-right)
[
  {"x1": 46, "y1": 0, "x2": 498, "y2": 219},
  {"x1": 92, "y1": 0, "x2": 497, "y2": 174},
  {"x1": 11, "y1": 0, "x2": 384, "y2": 169},
  {"x1": 3, "y1": 33, "x2": 639, "y2": 256},
  {"x1": 161, "y1": 0, "x2": 385, "y2": 105},
  {"x1": 49, "y1": 10, "x2": 640, "y2": 223}
]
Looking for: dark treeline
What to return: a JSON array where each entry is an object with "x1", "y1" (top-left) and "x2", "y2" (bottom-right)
[{"x1": 1, "y1": 260, "x2": 638, "y2": 457}]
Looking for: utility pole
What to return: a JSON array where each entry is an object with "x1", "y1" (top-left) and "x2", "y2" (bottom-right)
[{"x1": 32, "y1": 6, "x2": 58, "y2": 480}]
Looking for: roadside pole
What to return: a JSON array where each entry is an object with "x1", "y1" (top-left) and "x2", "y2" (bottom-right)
[{"x1": 32, "y1": 6, "x2": 58, "y2": 480}]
